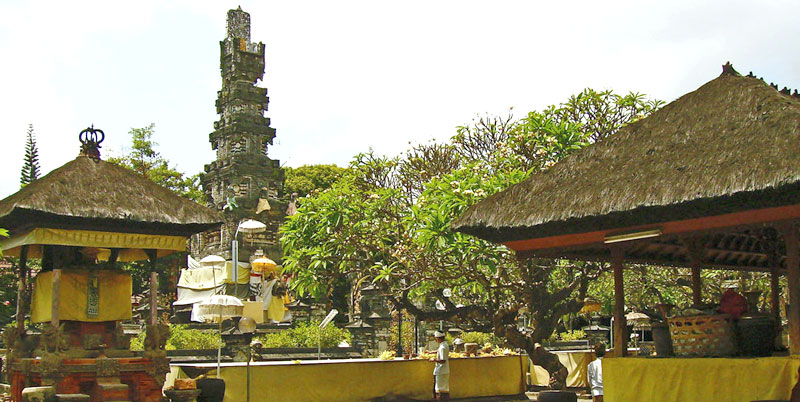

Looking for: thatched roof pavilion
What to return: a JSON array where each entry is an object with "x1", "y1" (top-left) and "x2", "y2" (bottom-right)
[
  {"x1": 0, "y1": 151, "x2": 220, "y2": 236},
  {"x1": 0, "y1": 130, "x2": 222, "y2": 260},
  {"x1": 454, "y1": 63, "x2": 800, "y2": 354},
  {"x1": 455, "y1": 64, "x2": 800, "y2": 267},
  {"x1": 0, "y1": 126, "x2": 222, "y2": 327}
]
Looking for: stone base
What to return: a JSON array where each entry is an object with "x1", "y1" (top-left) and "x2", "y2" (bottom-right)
[
  {"x1": 21, "y1": 386, "x2": 56, "y2": 402},
  {"x1": 55, "y1": 394, "x2": 91, "y2": 402}
]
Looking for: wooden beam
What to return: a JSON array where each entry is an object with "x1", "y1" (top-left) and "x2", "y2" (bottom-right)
[
  {"x1": 51, "y1": 268, "x2": 61, "y2": 327},
  {"x1": 15, "y1": 245, "x2": 28, "y2": 330},
  {"x1": 611, "y1": 246, "x2": 627, "y2": 357},
  {"x1": 777, "y1": 222, "x2": 800, "y2": 354},
  {"x1": 503, "y1": 204, "x2": 800, "y2": 253},
  {"x1": 681, "y1": 237, "x2": 705, "y2": 307},
  {"x1": 771, "y1": 266, "x2": 781, "y2": 321},
  {"x1": 146, "y1": 249, "x2": 158, "y2": 327},
  {"x1": 525, "y1": 251, "x2": 777, "y2": 273}
]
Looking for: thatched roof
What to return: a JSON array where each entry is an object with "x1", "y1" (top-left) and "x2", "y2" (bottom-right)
[
  {"x1": 0, "y1": 155, "x2": 222, "y2": 236},
  {"x1": 453, "y1": 65, "x2": 800, "y2": 245}
]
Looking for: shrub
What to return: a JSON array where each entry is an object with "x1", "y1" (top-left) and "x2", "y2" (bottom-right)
[
  {"x1": 256, "y1": 321, "x2": 351, "y2": 348},
  {"x1": 130, "y1": 324, "x2": 222, "y2": 351},
  {"x1": 446, "y1": 331, "x2": 503, "y2": 347},
  {"x1": 546, "y1": 329, "x2": 586, "y2": 343}
]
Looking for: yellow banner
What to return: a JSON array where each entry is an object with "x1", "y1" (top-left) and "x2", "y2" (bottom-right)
[
  {"x1": 0, "y1": 228, "x2": 187, "y2": 262},
  {"x1": 603, "y1": 356, "x2": 800, "y2": 402},
  {"x1": 31, "y1": 269, "x2": 133, "y2": 323}
]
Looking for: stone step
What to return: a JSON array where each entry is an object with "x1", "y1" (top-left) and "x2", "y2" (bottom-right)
[{"x1": 55, "y1": 394, "x2": 91, "y2": 402}]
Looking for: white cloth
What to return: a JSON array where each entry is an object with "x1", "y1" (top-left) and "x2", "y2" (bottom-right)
[
  {"x1": 435, "y1": 373, "x2": 450, "y2": 392},
  {"x1": 250, "y1": 273, "x2": 264, "y2": 302},
  {"x1": 434, "y1": 341, "x2": 450, "y2": 375},
  {"x1": 587, "y1": 357, "x2": 603, "y2": 396},
  {"x1": 262, "y1": 278, "x2": 278, "y2": 310}
]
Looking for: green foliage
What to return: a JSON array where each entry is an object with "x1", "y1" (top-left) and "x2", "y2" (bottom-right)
[
  {"x1": 446, "y1": 331, "x2": 503, "y2": 347},
  {"x1": 108, "y1": 124, "x2": 204, "y2": 203},
  {"x1": 130, "y1": 324, "x2": 222, "y2": 351},
  {"x1": 547, "y1": 329, "x2": 586, "y2": 343},
  {"x1": 284, "y1": 164, "x2": 346, "y2": 197},
  {"x1": 20, "y1": 124, "x2": 41, "y2": 187},
  {"x1": 387, "y1": 310, "x2": 416, "y2": 355},
  {"x1": 256, "y1": 321, "x2": 351, "y2": 348},
  {"x1": 281, "y1": 88, "x2": 662, "y2": 347}
]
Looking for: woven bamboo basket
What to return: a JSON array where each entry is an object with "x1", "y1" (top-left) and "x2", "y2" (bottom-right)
[{"x1": 667, "y1": 314, "x2": 736, "y2": 356}]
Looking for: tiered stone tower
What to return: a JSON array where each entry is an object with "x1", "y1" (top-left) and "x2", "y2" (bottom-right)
[{"x1": 195, "y1": 7, "x2": 285, "y2": 264}]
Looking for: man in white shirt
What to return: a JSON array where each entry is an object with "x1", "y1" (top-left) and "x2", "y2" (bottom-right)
[
  {"x1": 429, "y1": 331, "x2": 450, "y2": 401},
  {"x1": 587, "y1": 343, "x2": 605, "y2": 402}
]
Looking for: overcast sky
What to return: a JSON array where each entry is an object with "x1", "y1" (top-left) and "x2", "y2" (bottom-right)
[{"x1": 1, "y1": 0, "x2": 799, "y2": 199}]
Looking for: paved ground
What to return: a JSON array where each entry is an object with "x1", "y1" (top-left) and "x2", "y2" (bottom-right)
[
  {"x1": 419, "y1": 389, "x2": 592, "y2": 401},
  {"x1": 526, "y1": 390, "x2": 593, "y2": 401}
]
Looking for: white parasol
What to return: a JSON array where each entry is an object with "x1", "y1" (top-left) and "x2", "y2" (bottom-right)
[
  {"x1": 199, "y1": 255, "x2": 226, "y2": 295},
  {"x1": 197, "y1": 294, "x2": 244, "y2": 377},
  {"x1": 197, "y1": 294, "x2": 244, "y2": 322}
]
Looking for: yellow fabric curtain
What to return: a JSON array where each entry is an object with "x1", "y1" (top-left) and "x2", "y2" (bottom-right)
[
  {"x1": 0, "y1": 228, "x2": 187, "y2": 262},
  {"x1": 31, "y1": 269, "x2": 133, "y2": 323},
  {"x1": 223, "y1": 261, "x2": 251, "y2": 284},
  {"x1": 530, "y1": 350, "x2": 595, "y2": 388},
  {"x1": 169, "y1": 355, "x2": 529, "y2": 402},
  {"x1": 603, "y1": 356, "x2": 800, "y2": 402}
]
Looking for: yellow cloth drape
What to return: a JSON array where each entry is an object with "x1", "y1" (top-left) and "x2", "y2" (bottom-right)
[
  {"x1": 0, "y1": 228, "x2": 187, "y2": 262},
  {"x1": 241, "y1": 301, "x2": 264, "y2": 324},
  {"x1": 603, "y1": 356, "x2": 800, "y2": 402},
  {"x1": 223, "y1": 261, "x2": 251, "y2": 284},
  {"x1": 31, "y1": 269, "x2": 132, "y2": 323},
  {"x1": 530, "y1": 350, "x2": 595, "y2": 388},
  {"x1": 266, "y1": 296, "x2": 285, "y2": 322},
  {"x1": 169, "y1": 355, "x2": 529, "y2": 402}
]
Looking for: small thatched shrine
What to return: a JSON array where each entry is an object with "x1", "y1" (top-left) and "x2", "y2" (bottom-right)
[
  {"x1": 453, "y1": 64, "x2": 800, "y2": 401},
  {"x1": 0, "y1": 127, "x2": 221, "y2": 401}
]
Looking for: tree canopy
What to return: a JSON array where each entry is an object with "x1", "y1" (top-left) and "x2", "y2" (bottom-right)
[
  {"x1": 281, "y1": 88, "x2": 664, "y2": 387},
  {"x1": 20, "y1": 124, "x2": 41, "y2": 187},
  {"x1": 284, "y1": 164, "x2": 347, "y2": 198},
  {"x1": 108, "y1": 124, "x2": 203, "y2": 203}
]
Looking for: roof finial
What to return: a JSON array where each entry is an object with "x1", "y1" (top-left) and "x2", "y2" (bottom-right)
[
  {"x1": 721, "y1": 61, "x2": 739, "y2": 76},
  {"x1": 78, "y1": 125, "x2": 105, "y2": 160}
]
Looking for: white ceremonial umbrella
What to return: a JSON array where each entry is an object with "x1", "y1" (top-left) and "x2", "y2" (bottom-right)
[
  {"x1": 199, "y1": 255, "x2": 226, "y2": 295},
  {"x1": 197, "y1": 294, "x2": 245, "y2": 377}
]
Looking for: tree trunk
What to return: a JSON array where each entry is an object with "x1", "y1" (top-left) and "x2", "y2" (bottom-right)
[{"x1": 500, "y1": 323, "x2": 568, "y2": 389}]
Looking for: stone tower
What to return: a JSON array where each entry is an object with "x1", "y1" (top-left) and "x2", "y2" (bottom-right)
[{"x1": 195, "y1": 7, "x2": 285, "y2": 265}]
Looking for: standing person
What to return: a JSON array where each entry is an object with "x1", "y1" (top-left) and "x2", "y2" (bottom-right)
[
  {"x1": 429, "y1": 331, "x2": 450, "y2": 401},
  {"x1": 587, "y1": 343, "x2": 605, "y2": 402}
]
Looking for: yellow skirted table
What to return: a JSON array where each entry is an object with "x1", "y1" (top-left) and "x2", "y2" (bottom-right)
[
  {"x1": 530, "y1": 349, "x2": 595, "y2": 388},
  {"x1": 31, "y1": 269, "x2": 132, "y2": 322},
  {"x1": 169, "y1": 355, "x2": 529, "y2": 402},
  {"x1": 603, "y1": 356, "x2": 800, "y2": 402}
]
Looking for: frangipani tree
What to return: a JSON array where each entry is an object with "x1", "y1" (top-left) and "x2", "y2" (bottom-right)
[{"x1": 282, "y1": 89, "x2": 662, "y2": 387}]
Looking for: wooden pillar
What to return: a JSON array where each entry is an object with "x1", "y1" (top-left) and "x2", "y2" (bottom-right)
[
  {"x1": 691, "y1": 267, "x2": 702, "y2": 306},
  {"x1": 611, "y1": 246, "x2": 627, "y2": 357},
  {"x1": 15, "y1": 245, "x2": 28, "y2": 330},
  {"x1": 778, "y1": 222, "x2": 800, "y2": 354},
  {"x1": 682, "y1": 237, "x2": 705, "y2": 307},
  {"x1": 147, "y1": 250, "x2": 158, "y2": 327},
  {"x1": 51, "y1": 269, "x2": 61, "y2": 327},
  {"x1": 771, "y1": 267, "x2": 781, "y2": 321}
]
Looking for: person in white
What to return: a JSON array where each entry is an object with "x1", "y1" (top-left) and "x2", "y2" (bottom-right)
[
  {"x1": 587, "y1": 343, "x2": 605, "y2": 402},
  {"x1": 429, "y1": 331, "x2": 450, "y2": 401}
]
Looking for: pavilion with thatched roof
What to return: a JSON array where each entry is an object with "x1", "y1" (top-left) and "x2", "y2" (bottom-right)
[
  {"x1": 453, "y1": 63, "x2": 800, "y2": 401},
  {"x1": 0, "y1": 127, "x2": 221, "y2": 401}
]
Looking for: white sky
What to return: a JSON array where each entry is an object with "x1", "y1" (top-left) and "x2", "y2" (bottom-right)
[{"x1": 1, "y1": 0, "x2": 799, "y2": 198}]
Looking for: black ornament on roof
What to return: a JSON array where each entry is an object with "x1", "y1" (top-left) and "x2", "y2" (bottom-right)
[{"x1": 79, "y1": 125, "x2": 105, "y2": 159}]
